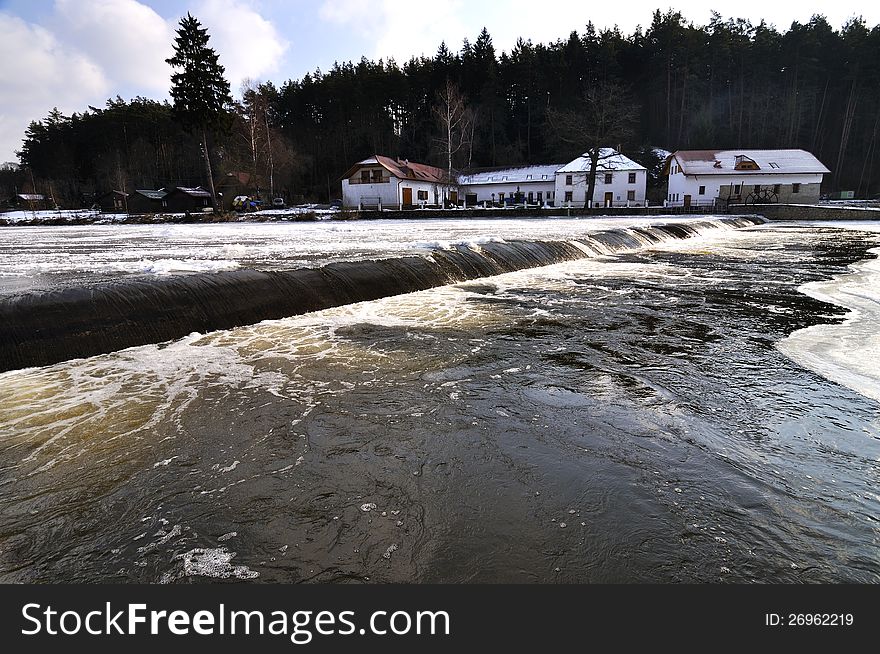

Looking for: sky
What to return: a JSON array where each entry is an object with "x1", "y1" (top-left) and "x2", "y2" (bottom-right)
[{"x1": 0, "y1": 0, "x2": 878, "y2": 164}]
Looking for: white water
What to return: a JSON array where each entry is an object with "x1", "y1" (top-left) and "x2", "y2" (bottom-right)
[
  {"x1": 0, "y1": 216, "x2": 748, "y2": 293},
  {"x1": 778, "y1": 221, "x2": 880, "y2": 404}
]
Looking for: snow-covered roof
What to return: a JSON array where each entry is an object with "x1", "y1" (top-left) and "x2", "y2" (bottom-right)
[
  {"x1": 670, "y1": 149, "x2": 830, "y2": 175},
  {"x1": 458, "y1": 164, "x2": 562, "y2": 186},
  {"x1": 134, "y1": 189, "x2": 167, "y2": 200},
  {"x1": 173, "y1": 186, "x2": 212, "y2": 197},
  {"x1": 557, "y1": 148, "x2": 647, "y2": 173},
  {"x1": 17, "y1": 193, "x2": 45, "y2": 201}
]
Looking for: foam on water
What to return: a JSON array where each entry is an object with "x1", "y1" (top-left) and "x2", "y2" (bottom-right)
[
  {"x1": 778, "y1": 246, "x2": 880, "y2": 404},
  {"x1": 178, "y1": 547, "x2": 259, "y2": 580},
  {"x1": 134, "y1": 258, "x2": 241, "y2": 274}
]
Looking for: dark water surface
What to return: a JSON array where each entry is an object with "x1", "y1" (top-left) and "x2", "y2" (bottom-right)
[{"x1": 0, "y1": 223, "x2": 877, "y2": 583}]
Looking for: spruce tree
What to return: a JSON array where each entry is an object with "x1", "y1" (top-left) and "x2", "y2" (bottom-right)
[{"x1": 166, "y1": 13, "x2": 231, "y2": 209}]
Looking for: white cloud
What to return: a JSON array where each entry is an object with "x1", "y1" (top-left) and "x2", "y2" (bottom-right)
[
  {"x1": 194, "y1": 0, "x2": 289, "y2": 91},
  {"x1": 319, "y1": 0, "x2": 467, "y2": 63},
  {"x1": 0, "y1": 12, "x2": 109, "y2": 162},
  {"x1": 54, "y1": 0, "x2": 175, "y2": 95}
]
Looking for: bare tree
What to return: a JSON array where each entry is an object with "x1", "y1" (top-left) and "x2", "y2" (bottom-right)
[
  {"x1": 433, "y1": 80, "x2": 475, "y2": 190},
  {"x1": 548, "y1": 81, "x2": 638, "y2": 206},
  {"x1": 233, "y1": 79, "x2": 280, "y2": 199},
  {"x1": 238, "y1": 78, "x2": 262, "y2": 178}
]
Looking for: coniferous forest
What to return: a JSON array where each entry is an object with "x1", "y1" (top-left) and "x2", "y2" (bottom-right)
[{"x1": 5, "y1": 10, "x2": 880, "y2": 206}]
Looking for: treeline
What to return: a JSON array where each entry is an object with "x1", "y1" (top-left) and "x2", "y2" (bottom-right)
[
  {"x1": 8, "y1": 9, "x2": 880, "y2": 206},
  {"x1": 13, "y1": 99, "x2": 204, "y2": 205}
]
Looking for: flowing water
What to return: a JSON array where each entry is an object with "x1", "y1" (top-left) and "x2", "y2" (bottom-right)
[{"x1": 0, "y1": 217, "x2": 877, "y2": 583}]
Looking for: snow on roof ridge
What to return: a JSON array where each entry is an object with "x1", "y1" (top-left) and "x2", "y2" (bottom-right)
[{"x1": 557, "y1": 148, "x2": 647, "y2": 173}]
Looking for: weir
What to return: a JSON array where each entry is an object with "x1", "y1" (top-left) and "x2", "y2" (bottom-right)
[{"x1": 0, "y1": 216, "x2": 765, "y2": 372}]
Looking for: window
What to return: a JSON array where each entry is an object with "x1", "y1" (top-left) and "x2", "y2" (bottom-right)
[
  {"x1": 417, "y1": 190, "x2": 428, "y2": 200},
  {"x1": 698, "y1": 185, "x2": 705, "y2": 195},
  {"x1": 360, "y1": 170, "x2": 370, "y2": 183},
  {"x1": 499, "y1": 193, "x2": 505, "y2": 201},
  {"x1": 792, "y1": 183, "x2": 801, "y2": 194},
  {"x1": 537, "y1": 192, "x2": 543, "y2": 201},
  {"x1": 769, "y1": 162, "x2": 779, "y2": 169},
  {"x1": 565, "y1": 191, "x2": 573, "y2": 202},
  {"x1": 604, "y1": 173, "x2": 613, "y2": 184},
  {"x1": 371, "y1": 170, "x2": 382, "y2": 182},
  {"x1": 773, "y1": 184, "x2": 781, "y2": 193},
  {"x1": 565, "y1": 175, "x2": 573, "y2": 186},
  {"x1": 527, "y1": 192, "x2": 534, "y2": 202},
  {"x1": 627, "y1": 190, "x2": 635, "y2": 201},
  {"x1": 526, "y1": 175, "x2": 533, "y2": 180},
  {"x1": 734, "y1": 155, "x2": 759, "y2": 170},
  {"x1": 754, "y1": 184, "x2": 761, "y2": 192},
  {"x1": 734, "y1": 184, "x2": 741, "y2": 194},
  {"x1": 628, "y1": 172, "x2": 636, "y2": 184}
]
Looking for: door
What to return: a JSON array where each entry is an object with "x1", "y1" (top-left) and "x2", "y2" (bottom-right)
[
  {"x1": 604, "y1": 192, "x2": 613, "y2": 207},
  {"x1": 684, "y1": 194, "x2": 691, "y2": 208},
  {"x1": 449, "y1": 190, "x2": 458, "y2": 205},
  {"x1": 402, "y1": 187, "x2": 412, "y2": 207}
]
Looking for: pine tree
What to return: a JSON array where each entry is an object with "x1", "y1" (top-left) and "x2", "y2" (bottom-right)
[{"x1": 166, "y1": 13, "x2": 231, "y2": 208}]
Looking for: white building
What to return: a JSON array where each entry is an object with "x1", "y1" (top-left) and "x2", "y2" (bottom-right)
[
  {"x1": 555, "y1": 148, "x2": 648, "y2": 208},
  {"x1": 341, "y1": 155, "x2": 454, "y2": 209},
  {"x1": 665, "y1": 149, "x2": 829, "y2": 208},
  {"x1": 458, "y1": 164, "x2": 562, "y2": 206}
]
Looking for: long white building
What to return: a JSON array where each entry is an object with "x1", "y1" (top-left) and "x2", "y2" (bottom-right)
[
  {"x1": 555, "y1": 149, "x2": 648, "y2": 207},
  {"x1": 458, "y1": 164, "x2": 562, "y2": 206},
  {"x1": 341, "y1": 156, "x2": 454, "y2": 209},
  {"x1": 665, "y1": 149, "x2": 829, "y2": 207}
]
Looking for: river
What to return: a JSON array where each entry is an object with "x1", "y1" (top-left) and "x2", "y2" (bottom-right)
[{"x1": 0, "y1": 216, "x2": 877, "y2": 582}]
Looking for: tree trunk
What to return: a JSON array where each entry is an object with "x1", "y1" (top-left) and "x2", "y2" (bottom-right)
[
  {"x1": 835, "y1": 76, "x2": 859, "y2": 190},
  {"x1": 812, "y1": 79, "x2": 829, "y2": 151},
  {"x1": 585, "y1": 151, "x2": 599, "y2": 208},
  {"x1": 856, "y1": 104, "x2": 880, "y2": 197},
  {"x1": 265, "y1": 112, "x2": 275, "y2": 198},
  {"x1": 447, "y1": 101, "x2": 453, "y2": 185},
  {"x1": 201, "y1": 127, "x2": 217, "y2": 209}
]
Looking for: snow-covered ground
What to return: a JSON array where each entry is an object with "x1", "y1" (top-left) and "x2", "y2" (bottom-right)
[
  {"x1": 778, "y1": 221, "x2": 880, "y2": 404},
  {"x1": 251, "y1": 204, "x2": 339, "y2": 217},
  {"x1": 0, "y1": 205, "x2": 341, "y2": 224},
  {"x1": 0, "y1": 209, "x2": 129, "y2": 223}
]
